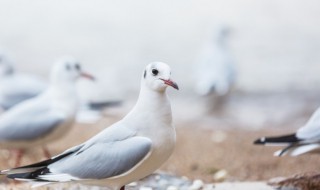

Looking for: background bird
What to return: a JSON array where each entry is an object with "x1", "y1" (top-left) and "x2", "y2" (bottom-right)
[
  {"x1": 0, "y1": 51, "x2": 120, "y2": 123},
  {"x1": 254, "y1": 107, "x2": 320, "y2": 156},
  {"x1": 0, "y1": 51, "x2": 47, "y2": 110},
  {"x1": 0, "y1": 62, "x2": 178, "y2": 190},
  {"x1": 195, "y1": 25, "x2": 236, "y2": 112},
  {"x1": 0, "y1": 56, "x2": 94, "y2": 167}
]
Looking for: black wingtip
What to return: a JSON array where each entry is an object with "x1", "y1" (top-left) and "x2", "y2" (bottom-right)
[
  {"x1": 7, "y1": 172, "x2": 29, "y2": 179},
  {"x1": 253, "y1": 137, "x2": 266, "y2": 145},
  {"x1": 253, "y1": 133, "x2": 299, "y2": 145},
  {"x1": 7, "y1": 167, "x2": 50, "y2": 181},
  {"x1": 88, "y1": 101, "x2": 122, "y2": 110}
]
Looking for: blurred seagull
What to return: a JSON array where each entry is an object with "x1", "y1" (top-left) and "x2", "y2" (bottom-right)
[
  {"x1": 0, "y1": 51, "x2": 119, "y2": 123},
  {"x1": 195, "y1": 25, "x2": 236, "y2": 112},
  {"x1": 254, "y1": 107, "x2": 320, "y2": 156},
  {"x1": 0, "y1": 62, "x2": 179, "y2": 190},
  {"x1": 0, "y1": 51, "x2": 47, "y2": 110},
  {"x1": 0, "y1": 57, "x2": 94, "y2": 167},
  {"x1": 195, "y1": 25, "x2": 236, "y2": 97}
]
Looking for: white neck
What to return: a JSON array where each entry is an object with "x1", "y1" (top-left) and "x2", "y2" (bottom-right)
[
  {"x1": 46, "y1": 81, "x2": 78, "y2": 115},
  {"x1": 125, "y1": 81, "x2": 172, "y2": 125}
]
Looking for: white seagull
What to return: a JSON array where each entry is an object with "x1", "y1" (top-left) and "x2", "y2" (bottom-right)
[
  {"x1": 254, "y1": 107, "x2": 320, "y2": 156},
  {"x1": 195, "y1": 25, "x2": 236, "y2": 97},
  {"x1": 0, "y1": 52, "x2": 47, "y2": 110},
  {"x1": 0, "y1": 52, "x2": 118, "y2": 121},
  {"x1": 0, "y1": 57, "x2": 94, "y2": 167},
  {"x1": 0, "y1": 62, "x2": 179, "y2": 190}
]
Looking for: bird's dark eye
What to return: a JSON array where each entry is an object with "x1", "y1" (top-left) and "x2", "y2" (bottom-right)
[
  {"x1": 152, "y1": 69, "x2": 158, "y2": 76},
  {"x1": 75, "y1": 63, "x2": 81, "y2": 71}
]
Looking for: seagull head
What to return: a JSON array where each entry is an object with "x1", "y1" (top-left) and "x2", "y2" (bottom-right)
[
  {"x1": 0, "y1": 52, "x2": 14, "y2": 77},
  {"x1": 142, "y1": 62, "x2": 179, "y2": 92},
  {"x1": 51, "y1": 56, "x2": 95, "y2": 84}
]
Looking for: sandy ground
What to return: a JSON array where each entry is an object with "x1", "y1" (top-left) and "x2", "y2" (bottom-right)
[
  {"x1": 0, "y1": 92, "x2": 319, "y2": 190},
  {"x1": 164, "y1": 127, "x2": 320, "y2": 182},
  {"x1": 0, "y1": 124, "x2": 305, "y2": 190},
  {"x1": 0, "y1": 117, "x2": 319, "y2": 189}
]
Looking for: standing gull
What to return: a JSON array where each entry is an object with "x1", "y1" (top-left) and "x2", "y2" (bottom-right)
[
  {"x1": 0, "y1": 51, "x2": 47, "y2": 110},
  {"x1": 254, "y1": 107, "x2": 320, "y2": 156},
  {"x1": 0, "y1": 57, "x2": 94, "y2": 167},
  {"x1": 195, "y1": 25, "x2": 236, "y2": 112},
  {"x1": 195, "y1": 25, "x2": 236, "y2": 96},
  {"x1": 0, "y1": 62, "x2": 179, "y2": 190}
]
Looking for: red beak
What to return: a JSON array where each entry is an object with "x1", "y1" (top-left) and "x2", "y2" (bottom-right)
[
  {"x1": 80, "y1": 72, "x2": 95, "y2": 81},
  {"x1": 160, "y1": 79, "x2": 179, "y2": 90}
]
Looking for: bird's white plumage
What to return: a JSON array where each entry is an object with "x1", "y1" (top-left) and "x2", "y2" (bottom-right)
[
  {"x1": 296, "y1": 108, "x2": 320, "y2": 140},
  {"x1": 1, "y1": 62, "x2": 178, "y2": 190},
  {"x1": 290, "y1": 144, "x2": 320, "y2": 156}
]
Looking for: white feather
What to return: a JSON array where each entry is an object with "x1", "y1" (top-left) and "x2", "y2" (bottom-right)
[
  {"x1": 290, "y1": 144, "x2": 320, "y2": 156},
  {"x1": 264, "y1": 143, "x2": 292, "y2": 146},
  {"x1": 38, "y1": 173, "x2": 80, "y2": 182}
]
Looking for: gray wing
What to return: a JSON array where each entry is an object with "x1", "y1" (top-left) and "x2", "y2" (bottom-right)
[
  {"x1": 0, "y1": 105, "x2": 65, "y2": 141},
  {"x1": 46, "y1": 136, "x2": 152, "y2": 180},
  {"x1": 0, "y1": 94, "x2": 37, "y2": 110},
  {"x1": 297, "y1": 108, "x2": 320, "y2": 140},
  {"x1": 0, "y1": 75, "x2": 47, "y2": 110}
]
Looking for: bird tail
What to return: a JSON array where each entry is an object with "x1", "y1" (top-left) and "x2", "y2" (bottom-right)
[
  {"x1": 0, "y1": 167, "x2": 42, "y2": 175},
  {"x1": 1, "y1": 150, "x2": 74, "y2": 179},
  {"x1": 253, "y1": 133, "x2": 300, "y2": 145},
  {"x1": 87, "y1": 100, "x2": 122, "y2": 111}
]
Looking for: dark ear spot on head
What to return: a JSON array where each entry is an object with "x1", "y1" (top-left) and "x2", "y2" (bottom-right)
[
  {"x1": 144, "y1": 70, "x2": 146, "y2": 78},
  {"x1": 75, "y1": 63, "x2": 81, "y2": 71}
]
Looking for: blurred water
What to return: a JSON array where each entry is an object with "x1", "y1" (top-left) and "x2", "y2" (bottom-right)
[{"x1": 0, "y1": 0, "x2": 319, "y2": 95}]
